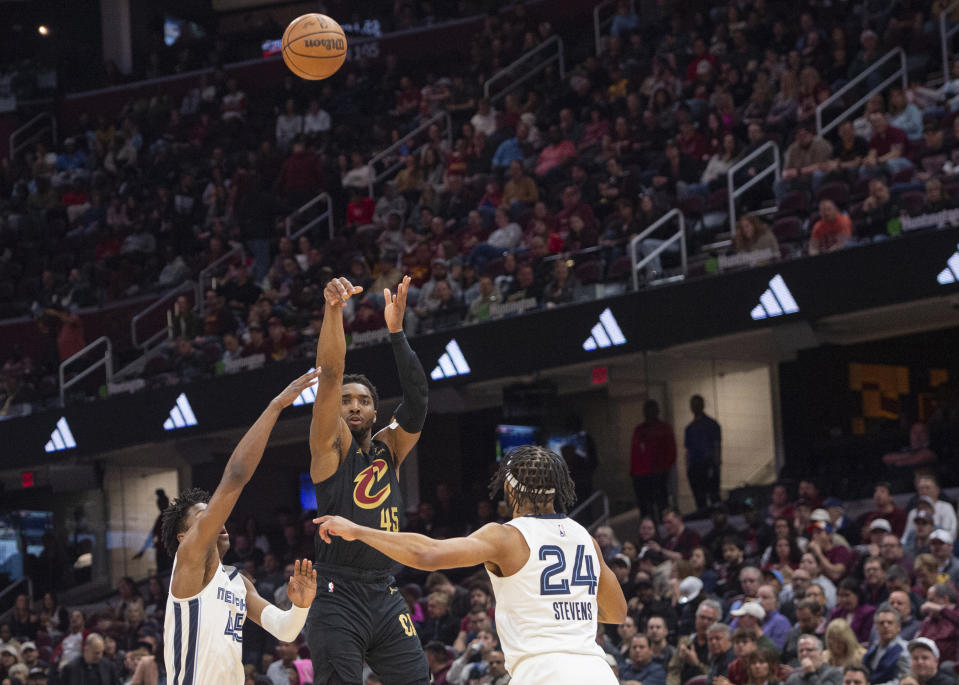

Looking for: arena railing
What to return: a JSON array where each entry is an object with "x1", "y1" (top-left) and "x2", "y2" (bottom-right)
[
  {"x1": 366, "y1": 111, "x2": 452, "y2": 197},
  {"x1": 483, "y1": 35, "x2": 565, "y2": 105},
  {"x1": 941, "y1": 0, "x2": 959, "y2": 85},
  {"x1": 197, "y1": 246, "x2": 246, "y2": 317},
  {"x1": 8, "y1": 112, "x2": 57, "y2": 161},
  {"x1": 726, "y1": 141, "x2": 781, "y2": 233},
  {"x1": 60, "y1": 336, "x2": 113, "y2": 405},
  {"x1": 815, "y1": 48, "x2": 908, "y2": 137},
  {"x1": 569, "y1": 490, "x2": 609, "y2": 533},
  {"x1": 629, "y1": 208, "x2": 688, "y2": 291},
  {"x1": 287, "y1": 192, "x2": 334, "y2": 241},
  {"x1": 593, "y1": 0, "x2": 636, "y2": 56}
]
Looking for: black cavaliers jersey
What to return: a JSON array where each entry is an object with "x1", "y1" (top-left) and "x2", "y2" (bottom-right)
[{"x1": 313, "y1": 437, "x2": 405, "y2": 572}]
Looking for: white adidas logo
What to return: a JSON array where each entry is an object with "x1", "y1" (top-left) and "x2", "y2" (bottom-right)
[
  {"x1": 163, "y1": 393, "x2": 198, "y2": 431},
  {"x1": 750, "y1": 274, "x2": 799, "y2": 320},
  {"x1": 583, "y1": 308, "x2": 626, "y2": 351},
  {"x1": 937, "y1": 244, "x2": 959, "y2": 284},
  {"x1": 292, "y1": 367, "x2": 319, "y2": 406},
  {"x1": 430, "y1": 339, "x2": 471, "y2": 380},
  {"x1": 44, "y1": 417, "x2": 77, "y2": 453}
]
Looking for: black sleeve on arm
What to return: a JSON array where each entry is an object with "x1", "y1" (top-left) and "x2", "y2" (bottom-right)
[{"x1": 390, "y1": 331, "x2": 428, "y2": 433}]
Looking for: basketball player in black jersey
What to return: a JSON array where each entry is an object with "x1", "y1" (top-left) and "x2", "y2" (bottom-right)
[{"x1": 305, "y1": 274, "x2": 430, "y2": 684}]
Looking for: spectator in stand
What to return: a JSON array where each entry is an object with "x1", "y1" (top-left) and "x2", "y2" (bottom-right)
[
  {"x1": 783, "y1": 601, "x2": 828, "y2": 667},
  {"x1": 888, "y1": 89, "x2": 924, "y2": 142},
  {"x1": 920, "y1": 179, "x2": 955, "y2": 214},
  {"x1": 735, "y1": 216, "x2": 780, "y2": 256},
  {"x1": 542, "y1": 258, "x2": 578, "y2": 307},
  {"x1": 275, "y1": 99, "x2": 303, "y2": 153},
  {"x1": 862, "y1": 555, "x2": 890, "y2": 607},
  {"x1": 621, "y1": 634, "x2": 668, "y2": 685},
  {"x1": 775, "y1": 124, "x2": 833, "y2": 201},
  {"x1": 785, "y1": 634, "x2": 841, "y2": 685},
  {"x1": 275, "y1": 138, "x2": 325, "y2": 206},
  {"x1": 907, "y1": 637, "x2": 957, "y2": 685},
  {"x1": 862, "y1": 112, "x2": 913, "y2": 179},
  {"x1": 809, "y1": 200, "x2": 853, "y2": 256},
  {"x1": 823, "y1": 619, "x2": 866, "y2": 670},
  {"x1": 830, "y1": 579, "x2": 876, "y2": 644},
  {"x1": 59, "y1": 633, "x2": 119, "y2": 685},
  {"x1": 669, "y1": 599, "x2": 721, "y2": 685},
  {"x1": 501, "y1": 159, "x2": 539, "y2": 215},
  {"x1": 706, "y1": 623, "x2": 737, "y2": 685},
  {"x1": 918, "y1": 583, "x2": 959, "y2": 663},
  {"x1": 855, "y1": 179, "x2": 900, "y2": 240},
  {"x1": 685, "y1": 394, "x2": 722, "y2": 513},
  {"x1": 864, "y1": 603, "x2": 911, "y2": 685},
  {"x1": 656, "y1": 509, "x2": 701, "y2": 562},
  {"x1": 903, "y1": 475, "x2": 957, "y2": 540},
  {"x1": 491, "y1": 122, "x2": 533, "y2": 173},
  {"x1": 534, "y1": 125, "x2": 577, "y2": 182},
  {"x1": 927, "y1": 530, "x2": 959, "y2": 584},
  {"x1": 425, "y1": 641, "x2": 452, "y2": 685},
  {"x1": 417, "y1": 592, "x2": 460, "y2": 647},
  {"x1": 883, "y1": 425, "x2": 938, "y2": 485},
  {"x1": 470, "y1": 98, "x2": 497, "y2": 137},
  {"x1": 755, "y1": 584, "x2": 793, "y2": 649},
  {"x1": 860, "y1": 481, "x2": 906, "y2": 545},
  {"x1": 630, "y1": 399, "x2": 677, "y2": 523},
  {"x1": 8, "y1": 595, "x2": 38, "y2": 640}
]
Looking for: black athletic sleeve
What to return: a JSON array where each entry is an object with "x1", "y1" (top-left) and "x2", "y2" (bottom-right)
[{"x1": 390, "y1": 331, "x2": 428, "y2": 433}]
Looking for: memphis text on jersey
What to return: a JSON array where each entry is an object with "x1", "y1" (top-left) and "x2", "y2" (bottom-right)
[{"x1": 217, "y1": 586, "x2": 246, "y2": 642}]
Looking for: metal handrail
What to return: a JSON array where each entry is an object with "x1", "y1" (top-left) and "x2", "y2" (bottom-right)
[
  {"x1": 594, "y1": 0, "x2": 636, "y2": 56},
  {"x1": 287, "y1": 192, "x2": 334, "y2": 240},
  {"x1": 366, "y1": 111, "x2": 452, "y2": 197},
  {"x1": 59, "y1": 336, "x2": 112, "y2": 405},
  {"x1": 942, "y1": 0, "x2": 959, "y2": 85},
  {"x1": 197, "y1": 246, "x2": 245, "y2": 316},
  {"x1": 131, "y1": 281, "x2": 195, "y2": 349},
  {"x1": 815, "y1": 48, "x2": 907, "y2": 137},
  {"x1": 483, "y1": 35, "x2": 565, "y2": 105},
  {"x1": 628, "y1": 208, "x2": 687, "y2": 291},
  {"x1": 9, "y1": 112, "x2": 57, "y2": 161},
  {"x1": 727, "y1": 141, "x2": 781, "y2": 232},
  {"x1": 569, "y1": 490, "x2": 610, "y2": 532}
]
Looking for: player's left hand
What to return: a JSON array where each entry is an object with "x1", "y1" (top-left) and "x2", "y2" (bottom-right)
[
  {"x1": 314, "y1": 515, "x2": 362, "y2": 543},
  {"x1": 287, "y1": 559, "x2": 317, "y2": 609},
  {"x1": 383, "y1": 275, "x2": 411, "y2": 333}
]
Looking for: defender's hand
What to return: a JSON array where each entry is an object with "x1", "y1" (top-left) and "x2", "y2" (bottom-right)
[
  {"x1": 273, "y1": 368, "x2": 322, "y2": 408},
  {"x1": 287, "y1": 559, "x2": 317, "y2": 608},
  {"x1": 314, "y1": 515, "x2": 362, "y2": 543},
  {"x1": 324, "y1": 277, "x2": 363, "y2": 307},
  {"x1": 383, "y1": 275, "x2": 411, "y2": 333}
]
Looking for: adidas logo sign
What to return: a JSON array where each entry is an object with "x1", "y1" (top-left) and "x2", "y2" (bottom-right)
[
  {"x1": 937, "y1": 244, "x2": 959, "y2": 284},
  {"x1": 750, "y1": 274, "x2": 799, "y2": 320},
  {"x1": 44, "y1": 417, "x2": 77, "y2": 453},
  {"x1": 292, "y1": 368, "x2": 319, "y2": 406},
  {"x1": 163, "y1": 393, "x2": 198, "y2": 431},
  {"x1": 430, "y1": 340, "x2": 471, "y2": 380},
  {"x1": 583, "y1": 308, "x2": 627, "y2": 351}
]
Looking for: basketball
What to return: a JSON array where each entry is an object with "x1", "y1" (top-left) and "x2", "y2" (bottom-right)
[{"x1": 282, "y1": 13, "x2": 347, "y2": 81}]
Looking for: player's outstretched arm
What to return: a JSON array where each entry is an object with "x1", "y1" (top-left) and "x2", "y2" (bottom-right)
[
  {"x1": 375, "y1": 275, "x2": 428, "y2": 465},
  {"x1": 315, "y1": 516, "x2": 518, "y2": 572},
  {"x1": 309, "y1": 277, "x2": 361, "y2": 483},
  {"x1": 591, "y1": 537, "x2": 627, "y2": 624},
  {"x1": 177, "y1": 369, "x2": 322, "y2": 566},
  {"x1": 242, "y1": 559, "x2": 317, "y2": 641}
]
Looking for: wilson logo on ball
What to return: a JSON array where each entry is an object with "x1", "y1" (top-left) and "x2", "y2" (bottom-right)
[{"x1": 304, "y1": 38, "x2": 345, "y2": 50}]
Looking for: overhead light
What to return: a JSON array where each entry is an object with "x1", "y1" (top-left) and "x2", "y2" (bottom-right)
[{"x1": 38, "y1": 25, "x2": 50, "y2": 36}]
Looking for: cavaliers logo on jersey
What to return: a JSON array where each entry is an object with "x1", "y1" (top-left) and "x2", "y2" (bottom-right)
[{"x1": 353, "y1": 458, "x2": 391, "y2": 509}]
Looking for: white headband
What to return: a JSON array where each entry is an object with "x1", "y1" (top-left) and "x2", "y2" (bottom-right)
[{"x1": 505, "y1": 470, "x2": 555, "y2": 496}]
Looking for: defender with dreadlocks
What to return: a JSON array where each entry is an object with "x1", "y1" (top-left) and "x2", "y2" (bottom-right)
[
  {"x1": 306, "y1": 275, "x2": 430, "y2": 684},
  {"x1": 160, "y1": 369, "x2": 320, "y2": 685},
  {"x1": 316, "y1": 445, "x2": 627, "y2": 685}
]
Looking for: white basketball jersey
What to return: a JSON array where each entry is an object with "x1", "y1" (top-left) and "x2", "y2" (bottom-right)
[
  {"x1": 487, "y1": 515, "x2": 607, "y2": 676},
  {"x1": 164, "y1": 554, "x2": 247, "y2": 685}
]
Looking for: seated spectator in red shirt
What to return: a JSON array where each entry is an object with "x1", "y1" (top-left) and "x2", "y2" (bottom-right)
[
  {"x1": 535, "y1": 126, "x2": 577, "y2": 180},
  {"x1": 686, "y1": 38, "x2": 718, "y2": 83},
  {"x1": 657, "y1": 509, "x2": 701, "y2": 561},
  {"x1": 345, "y1": 190, "x2": 375, "y2": 228},
  {"x1": 809, "y1": 199, "x2": 853, "y2": 255},
  {"x1": 552, "y1": 185, "x2": 598, "y2": 238},
  {"x1": 263, "y1": 317, "x2": 298, "y2": 362},
  {"x1": 858, "y1": 482, "x2": 908, "y2": 538},
  {"x1": 862, "y1": 112, "x2": 913, "y2": 178},
  {"x1": 807, "y1": 520, "x2": 854, "y2": 582},
  {"x1": 918, "y1": 583, "x2": 959, "y2": 664},
  {"x1": 243, "y1": 323, "x2": 270, "y2": 358},
  {"x1": 677, "y1": 121, "x2": 710, "y2": 166}
]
